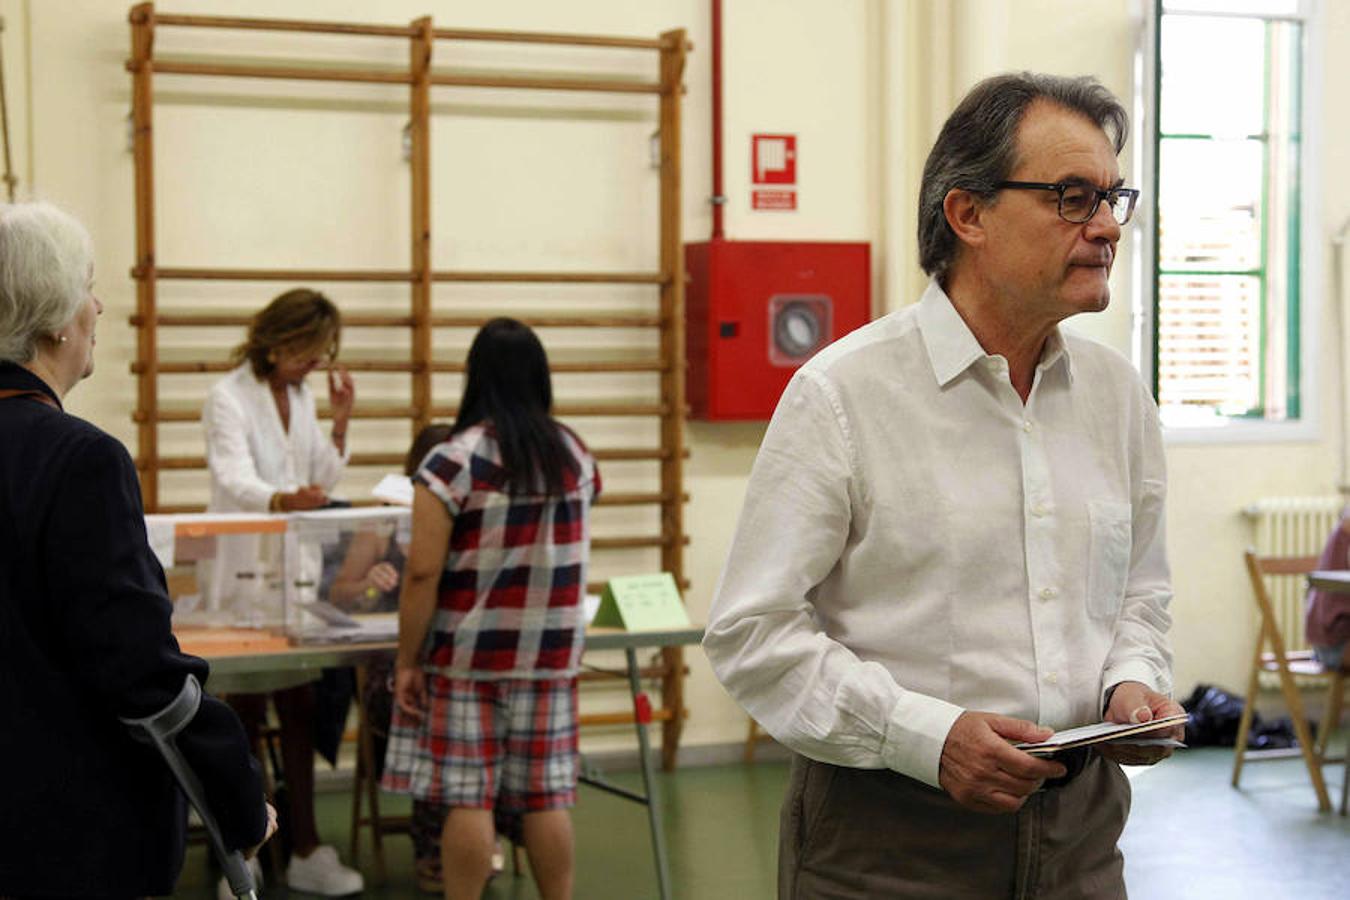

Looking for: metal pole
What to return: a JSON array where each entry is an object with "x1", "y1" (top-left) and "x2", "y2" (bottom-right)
[{"x1": 626, "y1": 647, "x2": 672, "y2": 900}]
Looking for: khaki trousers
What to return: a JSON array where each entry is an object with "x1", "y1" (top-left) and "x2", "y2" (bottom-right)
[{"x1": 779, "y1": 752, "x2": 1131, "y2": 899}]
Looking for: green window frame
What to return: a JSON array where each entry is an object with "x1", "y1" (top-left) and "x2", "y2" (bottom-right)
[{"x1": 1151, "y1": 0, "x2": 1305, "y2": 426}]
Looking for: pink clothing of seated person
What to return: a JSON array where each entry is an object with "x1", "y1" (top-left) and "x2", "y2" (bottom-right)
[{"x1": 1306, "y1": 516, "x2": 1350, "y2": 671}]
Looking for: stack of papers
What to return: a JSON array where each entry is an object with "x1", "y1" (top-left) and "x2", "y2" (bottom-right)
[
  {"x1": 1014, "y1": 713, "x2": 1190, "y2": 757},
  {"x1": 291, "y1": 610, "x2": 399, "y2": 645}
]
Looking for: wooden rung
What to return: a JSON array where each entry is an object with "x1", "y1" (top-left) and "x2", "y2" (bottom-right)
[
  {"x1": 136, "y1": 359, "x2": 664, "y2": 376},
  {"x1": 148, "y1": 453, "x2": 406, "y2": 470},
  {"x1": 132, "y1": 360, "x2": 410, "y2": 375},
  {"x1": 129, "y1": 313, "x2": 660, "y2": 329},
  {"x1": 506, "y1": 360, "x2": 667, "y2": 374},
  {"x1": 148, "y1": 13, "x2": 672, "y2": 52},
  {"x1": 1256, "y1": 555, "x2": 1321, "y2": 575},
  {"x1": 434, "y1": 28, "x2": 666, "y2": 51},
  {"x1": 431, "y1": 314, "x2": 662, "y2": 328},
  {"x1": 592, "y1": 534, "x2": 690, "y2": 550},
  {"x1": 577, "y1": 666, "x2": 668, "y2": 683},
  {"x1": 432, "y1": 270, "x2": 667, "y2": 284},
  {"x1": 140, "y1": 267, "x2": 416, "y2": 282},
  {"x1": 430, "y1": 402, "x2": 669, "y2": 418},
  {"x1": 130, "y1": 313, "x2": 416, "y2": 328},
  {"x1": 140, "y1": 447, "x2": 673, "y2": 471},
  {"x1": 578, "y1": 708, "x2": 675, "y2": 728},
  {"x1": 593, "y1": 448, "x2": 670, "y2": 461},
  {"x1": 595, "y1": 492, "x2": 667, "y2": 507},
  {"x1": 152, "y1": 13, "x2": 418, "y2": 38},
  {"x1": 135, "y1": 267, "x2": 669, "y2": 285},
  {"x1": 429, "y1": 73, "x2": 660, "y2": 94},
  {"x1": 135, "y1": 405, "x2": 419, "y2": 423},
  {"x1": 142, "y1": 60, "x2": 413, "y2": 85},
  {"x1": 150, "y1": 456, "x2": 208, "y2": 470},
  {"x1": 587, "y1": 577, "x2": 691, "y2": 594}
]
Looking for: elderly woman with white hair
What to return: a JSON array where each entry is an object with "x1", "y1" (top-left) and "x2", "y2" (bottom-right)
[{"x1": 0, "y1": 201, "x2": 273, "y2": 898}]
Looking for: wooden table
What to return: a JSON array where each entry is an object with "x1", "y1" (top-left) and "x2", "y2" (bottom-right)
[{"x1": 178, "y1": 625, "x2": 704, "y2": 899}]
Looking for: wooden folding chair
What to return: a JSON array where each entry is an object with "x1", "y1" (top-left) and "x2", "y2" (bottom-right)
[
  {"x1": 1232, "y1": 550, "x2": 1347, "y2": 813},
  {"x1": 349, "y1": 664, "x2": 407, "y2": 883}
]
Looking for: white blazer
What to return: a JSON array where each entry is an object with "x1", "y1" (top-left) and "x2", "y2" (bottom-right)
[{"x1": 202, "y1": 363, "x2": 348, "y2": 512}]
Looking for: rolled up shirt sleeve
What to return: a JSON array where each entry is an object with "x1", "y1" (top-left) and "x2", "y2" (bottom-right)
[{"x1": 703, "y1": 370, "x2": 963, "y2": 788}]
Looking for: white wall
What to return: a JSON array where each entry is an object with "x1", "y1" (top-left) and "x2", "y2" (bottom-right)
[{"x1": 12, "y1": 0, "x2": 1350, "y2": 752}]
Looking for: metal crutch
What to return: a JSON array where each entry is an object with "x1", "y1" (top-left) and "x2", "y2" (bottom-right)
[{"x1": 120, "y1": 674, "x2": 259, "y2": 900}]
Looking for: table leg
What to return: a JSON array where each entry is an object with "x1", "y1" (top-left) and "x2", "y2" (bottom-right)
[{"x1": 626, "y1": 647, "x2": 672, "y2": 900}]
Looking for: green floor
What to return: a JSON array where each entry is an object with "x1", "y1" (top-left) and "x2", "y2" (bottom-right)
[{"x1": 173, "y1": 747, "x2": 1349, "y2": 899}]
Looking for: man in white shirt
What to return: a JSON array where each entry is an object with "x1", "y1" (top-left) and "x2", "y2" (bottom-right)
[{"x1": 704, "y1": 73, "x2": 1183, "y2": 899}]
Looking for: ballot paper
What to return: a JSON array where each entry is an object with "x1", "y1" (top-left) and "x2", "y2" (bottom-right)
[
  {"x1": 1014, "y1": 713, "x2": 1190, "y2": 756},
  {"x1": 371, "y1": 474, "x2": 414, "y2": 506},
  {"x1": 290, "y1": 612, "x2": 399, "y2": 645}
]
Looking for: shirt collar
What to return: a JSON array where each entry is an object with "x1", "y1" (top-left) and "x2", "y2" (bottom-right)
[
  {"x1": 0, "y1": 360, "x2": 64, "y2": 410},
  {"x1": 916, "y1": 280, "x2": 1074, "y2": 388}
]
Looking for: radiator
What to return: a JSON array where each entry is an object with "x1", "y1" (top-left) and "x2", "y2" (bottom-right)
[{"x1": 1242, "y1": 496, "x2": 1343, "y2": 687}]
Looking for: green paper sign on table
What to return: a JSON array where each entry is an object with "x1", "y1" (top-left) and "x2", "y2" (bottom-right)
[{"x1": 591, "y1": 573, "x2": 690, "y2": 631}]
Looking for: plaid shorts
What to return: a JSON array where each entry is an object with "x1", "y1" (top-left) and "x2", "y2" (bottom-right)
[{"x1": 383, "y1": 675, "x2": 578, "y2": 814}]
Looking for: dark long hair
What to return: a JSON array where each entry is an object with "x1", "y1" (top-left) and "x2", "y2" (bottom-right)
[
  {"x1": 405, "y1": 422, "x2": 453, "y2": 476},
  {"x1": 453, "y1": 318, "x2": 576, "y2": 496}
]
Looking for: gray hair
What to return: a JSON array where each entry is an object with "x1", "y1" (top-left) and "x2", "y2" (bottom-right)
[
  {"x1": 918, "y1": 72, "x2": 1128, "y2": 280},
  {"x1": 0, "y1": 202, "x2": 94, "y2": 364}
]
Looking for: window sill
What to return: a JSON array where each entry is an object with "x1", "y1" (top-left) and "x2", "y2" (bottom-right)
[{"x1": 1162, "y1": 417, "x2": 1320, "y2": 446}]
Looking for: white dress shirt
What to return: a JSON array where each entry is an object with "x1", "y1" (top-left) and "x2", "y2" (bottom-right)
[
  {"x1": 202, "y1": 364, "x2": 347, "y2": 512},
  {"x1": 703, "y1": 280, "x2": 1173, "y2": 789}
]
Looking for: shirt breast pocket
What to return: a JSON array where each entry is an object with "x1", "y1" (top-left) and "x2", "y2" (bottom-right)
[{"x1": 1087, "y1": 500, "x2": 1132, "y2": 619}]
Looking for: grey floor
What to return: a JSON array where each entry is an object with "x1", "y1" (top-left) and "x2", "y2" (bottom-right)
[{"x1": 173, "y1": 746, "x2": 1349, "y2": 899}]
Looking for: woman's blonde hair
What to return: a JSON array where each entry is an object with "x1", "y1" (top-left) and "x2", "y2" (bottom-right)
[{"x1": 231, "y1": 288, "x2": 341, "y2": 377}]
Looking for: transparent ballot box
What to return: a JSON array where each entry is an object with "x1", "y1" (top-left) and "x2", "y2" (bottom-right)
[
  {"x1": 283, "y1": 506, "x2": 411, "y2": 644},
  {"x1": 145, "y1": 512, "x2": 289, "y2": 631}
]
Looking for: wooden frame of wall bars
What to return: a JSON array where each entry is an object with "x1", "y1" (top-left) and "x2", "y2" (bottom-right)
[{"x1": 127, "y1": 3, "x2": 691, "y2": 769}]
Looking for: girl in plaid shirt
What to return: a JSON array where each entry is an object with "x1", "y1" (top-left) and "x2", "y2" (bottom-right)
[{"x1": 384, "y1": 318, "x2": 600, "y2": 900}]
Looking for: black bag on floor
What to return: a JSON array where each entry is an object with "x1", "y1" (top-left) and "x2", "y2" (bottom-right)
[{"x1": 1181, "y1": 683, "x2": 1253, "y2": 747}]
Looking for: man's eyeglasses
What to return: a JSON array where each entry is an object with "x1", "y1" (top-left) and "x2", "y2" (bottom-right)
[{"x1": 994, "y1": 180, "x2": 1140, "y2": 226}]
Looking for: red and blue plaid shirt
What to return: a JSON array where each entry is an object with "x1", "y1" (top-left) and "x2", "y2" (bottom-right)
[{"x1": 414, "y1": 422, "x2": 600, "y2": 679}]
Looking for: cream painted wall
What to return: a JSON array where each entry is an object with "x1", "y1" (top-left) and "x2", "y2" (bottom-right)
[{"x1": 12, "y1": 0, "x2": 1350, "y2": 754}]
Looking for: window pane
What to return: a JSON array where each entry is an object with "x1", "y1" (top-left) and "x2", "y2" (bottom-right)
[
  {"x1": 1160, "y1": 16, "x2": 1267, "y2": 136},
  {"x1": 1157, "y1": 274, "x2": 1262, "y2": 422},
  {"x1": 1157, "y1": 138, "x2": 1263, "y2": 270},
  {"x1": 1162, "y1": 0, "x2": 1298, "y2": 14}
]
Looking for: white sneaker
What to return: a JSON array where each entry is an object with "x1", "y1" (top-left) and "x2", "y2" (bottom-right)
[
  {"x1": 216, "y1": 855, "x2": 263, "y2": 900},
  {"x1": 285, "y1": 844, "x2": 364, "y2": 896}
]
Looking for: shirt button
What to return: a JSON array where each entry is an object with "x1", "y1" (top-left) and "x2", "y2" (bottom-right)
[
  {"x1": 1039, "y1": 587, "x2": 1056, "y2": 601},
  {"x1": 1045, "y1": 672, "x2": 1059, "y2": 685},
  {"x1": 1022, "y1": 421, "x2": 1033, "y2": 433},
  {"x1": 1032, "y1": 503, "x2": 1049, "y2": 517}
]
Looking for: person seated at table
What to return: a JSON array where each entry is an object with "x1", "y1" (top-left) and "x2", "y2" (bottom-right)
[
  {"x1": 0, "y1": 201, "x2": 275, "y2": 898},
  {"x1": 201, "y1": 287, "x2": 363, "y2": 897},
  {"x1": 384, "y1": 318, "x2": 602, "y2": 900},
  {"x1": 1306, "y1": 512, "x2": 1350, "y2": 672}
]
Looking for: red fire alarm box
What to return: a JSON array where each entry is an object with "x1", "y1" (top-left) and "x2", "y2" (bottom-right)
[{"x1": 685, "y1": 240, "x2": 871, "y2": 420}]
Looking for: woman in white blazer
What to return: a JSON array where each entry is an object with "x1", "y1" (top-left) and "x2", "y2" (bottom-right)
[{"x1": 201, "y1": 288, "x2": 365, "y2": 898}]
